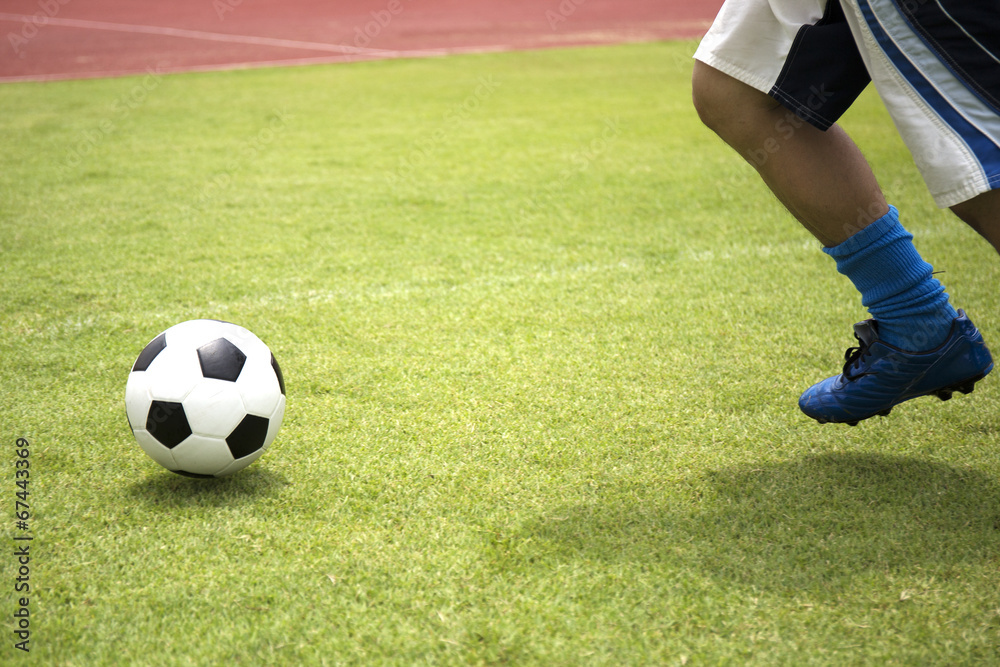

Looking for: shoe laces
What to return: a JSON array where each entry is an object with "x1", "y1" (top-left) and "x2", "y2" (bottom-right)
[
  {"x1": 842, "y1": 341, "x2": 871, "y2": 380},
  {"x1": 841, "y1": 321, "x2": 878, "y2": 381}
]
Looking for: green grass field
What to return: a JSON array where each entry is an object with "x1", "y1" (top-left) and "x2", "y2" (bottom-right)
[{"x1": 2, "y1": 41, "x2": 1000, "y2": 665}]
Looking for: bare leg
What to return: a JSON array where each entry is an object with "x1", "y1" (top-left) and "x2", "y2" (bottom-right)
[
  {"x1": 951, "y1": 189, "x2": 1000, "y2": 255},
  {"x1": 691, "y1": 61, "x2": 992, "y2": 424},
  {"x1": 692, "y1": 61, "x2": 887, "y2": 247}
]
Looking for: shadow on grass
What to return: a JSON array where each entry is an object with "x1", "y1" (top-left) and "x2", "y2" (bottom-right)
[
  {"x1": 127, "y1": 465, "x2": 289, "y2": 508},
  {"x1": 516, "y1": 452, "x2": 1000, "y2": 593}
]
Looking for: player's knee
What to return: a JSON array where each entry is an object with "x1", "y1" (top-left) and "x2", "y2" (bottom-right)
[
  {"x1": 692, "y1": 60, "x2": 752, "y2": 135},
  {"x1": 691, "y1": 60, "x2": 727, "y2": 131},
  {"x1": 692, "y1": 61, "x2": 780, "y2": 138}
]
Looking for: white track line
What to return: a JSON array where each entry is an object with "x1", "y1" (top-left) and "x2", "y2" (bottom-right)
[{"x1": 0, "y1": 13, "x2": 450, "y2": 58}]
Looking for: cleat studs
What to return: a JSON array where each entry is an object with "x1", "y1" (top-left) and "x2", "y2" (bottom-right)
[
  {"x1": 957, "y1": 373, "x2": 986, "y2": 395},
  {"x1": 936, "y1": 390, "x2": 953, "y2": 401},
  {"x1": 847, "y1": 421, "x2": 859, "y2": 426},
  {"x1": 878, "y1": 409, "x2": 892, "y2": 417}
]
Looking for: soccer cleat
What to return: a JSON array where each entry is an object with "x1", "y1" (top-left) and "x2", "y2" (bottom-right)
[{"x1": 799, "y1": 310, "x2": 993, "y2": 425}]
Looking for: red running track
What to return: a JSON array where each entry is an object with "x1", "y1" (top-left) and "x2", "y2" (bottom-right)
[{"x1": 0, "y1": 0, "x2": 722, "y2": 83}]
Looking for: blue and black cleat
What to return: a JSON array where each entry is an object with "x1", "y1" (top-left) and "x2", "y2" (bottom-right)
[{"x1": 799, "y1": 310, "x2": 993, "y2": 425}]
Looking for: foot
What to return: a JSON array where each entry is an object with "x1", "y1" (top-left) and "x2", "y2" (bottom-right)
[{"x1": 799, "y1": 310, "x2": 993, "y2": 425}]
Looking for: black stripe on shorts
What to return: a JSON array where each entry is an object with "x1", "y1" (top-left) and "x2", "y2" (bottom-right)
[
  {"x1": 768, "y1": 1, "x2": 872, "y2": 131},
  {"x1": 896, "y1": 0, "x2": 1000, "y2": 114}
]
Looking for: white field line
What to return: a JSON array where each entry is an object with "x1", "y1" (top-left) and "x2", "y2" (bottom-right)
[
  {"x1": 223, "y1": 261, "x2": 642, "y2": 310},
  {"x1": 11, "y1": 261, "x2": 641, "y2": 337},
  {"x1": 23, "y1": 225, "x2": 953, "y2": 338}
]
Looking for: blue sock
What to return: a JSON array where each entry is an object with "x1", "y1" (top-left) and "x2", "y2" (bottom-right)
[{"x1": 823, "y1": 205, "x2": 957, "y2": 350}]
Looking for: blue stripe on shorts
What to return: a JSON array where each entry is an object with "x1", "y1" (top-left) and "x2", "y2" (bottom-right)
[{"x1": 856, "y1": 0, "x2": 1000, "y2": 190}]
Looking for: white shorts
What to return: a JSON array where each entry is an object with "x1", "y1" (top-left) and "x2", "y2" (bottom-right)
[{"x1": 694, "y1": 0, "x2": 1000, "y2": 208}]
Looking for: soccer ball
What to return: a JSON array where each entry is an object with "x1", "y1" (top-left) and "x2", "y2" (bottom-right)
[{"x1": 125, "y1": 319, "x2": 286, "y2": 477}]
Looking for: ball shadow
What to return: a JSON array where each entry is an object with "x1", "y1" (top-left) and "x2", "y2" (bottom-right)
[
  {"x1": 127, "y1": 465, "x2": 289, "y2": 508},
  {"x1": 518, "y1": 452, "x2": 1000, "y2": 593}
]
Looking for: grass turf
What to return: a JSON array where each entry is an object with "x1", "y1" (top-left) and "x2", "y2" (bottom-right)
[{"x1": 2, "y1": 41, "x2": 1000, "y2": 664}]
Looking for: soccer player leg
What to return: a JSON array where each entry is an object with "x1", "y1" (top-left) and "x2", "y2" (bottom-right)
[
  {"x1": 694, "y1": 0, "x2": 994, "y2": 422},
  {"x1": 797, "y1": 202, "x2": 993, "y2": 424},
  {"x1": 952, "y1": 188, "x2": 1000, "y2": 255},
  {"x1": 797, "y1": 0, "x2": 998, "y2": 424},
  {"x1": 692, "y1": 0, "x2": 886, "y2": 247}
]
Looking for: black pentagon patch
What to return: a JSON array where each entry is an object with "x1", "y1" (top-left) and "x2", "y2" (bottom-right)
[
  {"x1": 271, "y1": 353, "x2": 286, "y2": 396},
  {"x1": 197, "y1": 338, "x2": 247, "y2": 382},
  {"x1": 171, "y1": 469, "x2": 216, "y2": 479},
  {"x1": 132, "y1": 333, "x2": 167, "y2": 372},
  {"x1": 227, "y1": 414, "x2": 270, "y2": 459},
  {"x1": 146, "y1": 400, "x2": 192, "y2": 448}
]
